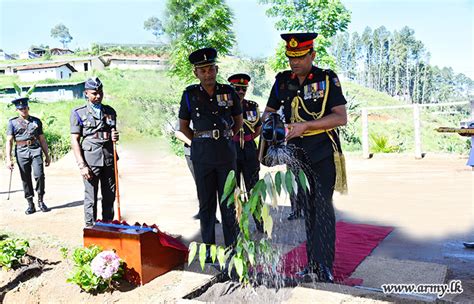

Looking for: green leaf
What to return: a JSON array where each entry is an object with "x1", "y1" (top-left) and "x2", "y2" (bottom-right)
[
  {"x1": 292, "y1": 171, "x2": 298, "y2": 196},
  {"x1": 188, "y1": 242, "x2": 197, "y2": 266},
  {"x1": 210, "y1": 244, "x2": 217, "y2": 263},
  {"x1": 12, "y1": 82, "x2": 21, "y2": 96},
  {"x1": 234, "y1": 255, "x2": 244, "y2": 280},
  {"x1": 221, "y1": 170, "x2": 236, "y2": 203},
  {"x1": 217, "y1": 247, "x2": 226, "y2": 270},
  {"x1": 298, "y1": 169, "x2": 310, "y2": 193},
  {"x1": 198, "y1": 243, "x2": 207, "y2": 270},
  {"x1": 226, "y1": 190, "x2": 236, "y2": 207},
  {"x1": 248, "y1": 192, "x2": 259, "y2": 214},
  {"x1": 263, "y1": 173, "x2": 278, "y2": 207},
  {"x1": 247, "y1": 242, "x2": 255, "y2": 266},
  {"x1": 259, "y1": 182, "x2": 267, "y2": 202},
  {"x1": 264, "y1": 214, "x2": 273, "y2": 237},
  {"x1": 227, "y1": 256, "x2": 235, "y2": 278},
  {"x1": 285, "y1": 170, "x2": 294, "y2": 195},
  {"x1": 26, "y1": 84, "x2": 37, "y2": 97},
  {"x1": 275, "y1": 171, "x2": 282, "y2": 196},
  {"x1": 261, "y1": 203, "x2": 273, "y2": 237}
]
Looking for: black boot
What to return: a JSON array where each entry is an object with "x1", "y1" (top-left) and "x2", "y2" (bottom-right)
[
  {"x1": 287, "y1": 210, "x2": 302, "y2": 221},
  {"x1": 37, "y1": 195, "x2": 49, "y2": 212},
  {"x1": 25, "y1": 198, "x2": 36, "y2": 215},
  {"x1": 295, "y1": 263, "x2": 334, "y2": 283}
]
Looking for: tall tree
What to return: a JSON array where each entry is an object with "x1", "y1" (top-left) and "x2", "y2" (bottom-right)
[
  {"x1": 372, "y1": 26, "x2": 390, "y2": 92},
  {"x1": 144, "y1": 16, "x2": 164, "y2": 41},
  {"x1": 50, "y1": 23, "x2": 73, "y2": 48},
  {"x1": 348, "y1": 32, "x2": 362, "y2": 80},
  {"x1": 259, "y1": 0, "x2": 351, "y2": 71},
  {"x1": 163, "y1": 0, "x2": 235, "y2": 82},
  {"x1": 360, "y1": 27, "x2": 373, "y2": 87}
]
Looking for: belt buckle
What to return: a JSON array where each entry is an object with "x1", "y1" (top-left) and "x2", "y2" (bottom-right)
[
  {"x1": 212, "y1": 129, "x2": 220, "y2": 140},
  {"x1": 26, "y1": 140, "x2": 32, "y2": 146}
]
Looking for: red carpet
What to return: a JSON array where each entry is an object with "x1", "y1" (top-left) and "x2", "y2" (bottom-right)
[{"x1": 279, "y1": 221, "x2": 393, "y2": 285}]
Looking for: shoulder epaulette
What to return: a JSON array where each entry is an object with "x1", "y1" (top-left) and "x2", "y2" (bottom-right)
[
  {"x1": 246, "y1": 100, "x2": 258, "y2": 106},
  {"x1": 72, "y1": 105, "x2": 86, "y2": 126},
  {"x1": 185, "y1": 84, "x2": 199, "y2": 92},
  {"x1": 275, "y1": 70, "x2": 292, "y2": 79},
  {"x1": 323, "y1": 68, "x2": 336, "y2": 76},
  {"x1": 73, "y1": 104, "x2": 87, "y2": 112}
]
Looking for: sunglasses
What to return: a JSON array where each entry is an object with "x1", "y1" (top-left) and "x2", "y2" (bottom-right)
[{"x1": 233, "y1": 86, "x2": 247, "y2": 92}]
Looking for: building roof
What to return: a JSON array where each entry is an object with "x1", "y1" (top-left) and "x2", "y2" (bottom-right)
[
  {"x1": 0, "y1": 56, "x2": 103, "y2": 69},
  {"x1": 16, "y1": 62, "x2": 77, "y2": 72},
  {"x1": 50, "y1": 48, "x2": 74, "y2": 53},
  {"x1": 2, "y1": 81, "x2": 85, "y2": 89}
]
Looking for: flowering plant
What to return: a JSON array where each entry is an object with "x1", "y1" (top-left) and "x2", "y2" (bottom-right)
[
  {"x1": 65, "y1": 245, "x2": 123, "y2": 293},
  {"x1": 90, "y1": 251, "x2": 121, "y2": 280}
]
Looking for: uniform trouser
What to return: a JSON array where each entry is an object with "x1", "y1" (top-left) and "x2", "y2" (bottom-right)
[
  {"x1": 83, "y1": 165, "x2": 116, "y2": 225},
  {"x1": 193, "y1": 161, "x2": 238, "y2": 247},
  {"x1": 16, "y1": 149, "x2": 45, "y2": 199},
  {"x1": 296, "y1": 154, "x2": 336, "y2": 269},
  {"x1": 235, "y1": 155, "x2": 261, "y2": 226}
]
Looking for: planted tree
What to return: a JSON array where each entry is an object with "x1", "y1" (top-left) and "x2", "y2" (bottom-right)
[
  {"x1": 50, "y1": 23, "x2": 73, "y2": 48},
  {"x1": 188, "y1": 169, "x2": 310, "y2": 284},
  {"x1": 12, "y1": 82, "x2": 36, "y2": 99}
]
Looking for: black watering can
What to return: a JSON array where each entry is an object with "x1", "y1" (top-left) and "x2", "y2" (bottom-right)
[{"x1": 258, "y1": 112, "x2": 286, "y2": 166}]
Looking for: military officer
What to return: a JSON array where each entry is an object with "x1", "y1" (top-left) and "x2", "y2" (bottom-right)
[
  {"x1": 178, "y1": 48, "x2": 243, "y2": 258},
  {"x1": 6, "y1": 97, "x2": 50, "y2": 214},
  {"x1": 70, "y1": 77, "x2": 119, "y2": 227},
  {"x1": 228, "y1": 73, "x2": 263, "y2": 232},
  {"x1": 264, "y1": 33, "x2": 348, "y2": 282}
]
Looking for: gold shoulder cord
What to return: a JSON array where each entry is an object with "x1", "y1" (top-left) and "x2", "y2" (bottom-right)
[
  {"x1": 290, "y1": 75, "x2": 332, "y2": 136},
  {"x1": 289, "y1": 74, "x2": 348, "y2": 194}
]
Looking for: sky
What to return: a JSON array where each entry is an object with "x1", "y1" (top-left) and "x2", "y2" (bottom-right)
[{"x1": 0, "y1": 0, "x2": 473, "y2": 78}]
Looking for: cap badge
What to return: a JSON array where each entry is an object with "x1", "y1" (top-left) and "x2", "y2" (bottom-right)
[{"x1": 289, "y1": 38, "x2": 298, "y2": 48}]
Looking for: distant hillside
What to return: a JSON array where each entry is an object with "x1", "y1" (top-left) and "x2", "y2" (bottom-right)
[
  {"x1": 1, "y1": 66, "x2": 470, "y2": 160},
  {"x1": 341, "y1": 81, "x2": 470, "y2": 154}
]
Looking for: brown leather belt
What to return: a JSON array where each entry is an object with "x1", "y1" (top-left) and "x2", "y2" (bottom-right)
[
  {"x1": 91, "y1": 131, "x2": 110, "y2": 140},
  {"x1": 194, "y1": 129, "x2": 233, "y2": 140},
  {"x1": 16, "y1": 139, "x2": 38, "y2": 147}
]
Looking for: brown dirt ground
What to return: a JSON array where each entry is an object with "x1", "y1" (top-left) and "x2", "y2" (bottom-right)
[{"x1": 0, "y1": 141, "x2": 473, "y2": 303}]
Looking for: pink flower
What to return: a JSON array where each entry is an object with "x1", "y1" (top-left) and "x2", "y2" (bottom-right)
[{"x1": 91, "y1": 251, "x2": 121, "y2": 280}]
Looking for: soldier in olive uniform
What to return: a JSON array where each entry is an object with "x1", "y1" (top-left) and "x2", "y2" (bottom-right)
[
  {"x1": 178, "y1": 48, "x2": 243, "y2": 257},
  {"x1": 5, "y1": 97, "x2": 50, "y2": 214},
  {"x1": 264, "y1": 33, "x2": 348, "y2": 282},
  {"x1": 70, "y1": 77, "x2": 119, "y2": 227},
  {"x1": 228, "y1": 73, "x2": 263, "y2": 232}
]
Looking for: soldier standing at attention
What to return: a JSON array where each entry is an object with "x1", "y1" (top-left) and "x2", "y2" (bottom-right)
[
  {"x1": 178, "y1": 48, "x2": 243, "y2": 261},
  {"x1": 70, "y1": 77, "x2": 119, "y2": 227},
  {"x1": 228, "y1": 73, "x2": 263, "y2": 232},
  {"x1": 264, "y1": 33, "x2": 348, "y2": 282},
  {"x1": 6, "y1": 97, "x2": 50, "y2": 214}
]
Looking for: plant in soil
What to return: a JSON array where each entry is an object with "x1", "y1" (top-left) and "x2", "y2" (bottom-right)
[
  {"x1": 188, "y1": 169, "x2": 309, "y2": 285},
  {"x1": 64, "y1": 245, "x2": 124, "y2": 293},
  {"x1": 0, "y1": 238, "x2": 30, "y2": 270}
]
